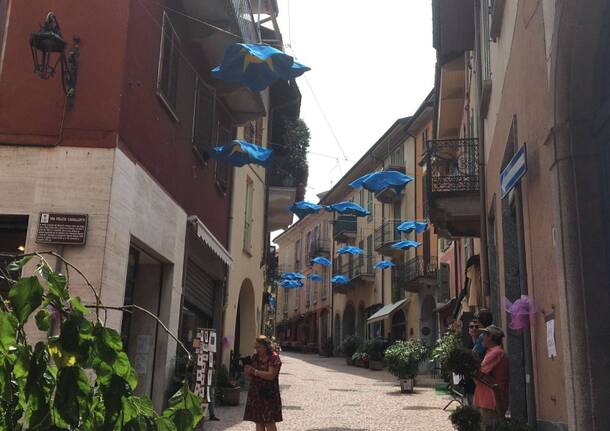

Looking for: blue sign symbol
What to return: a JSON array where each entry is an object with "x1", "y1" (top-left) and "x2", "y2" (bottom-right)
[{"x1": 500, "y1": 144, "x2": 527, "y2": 199}]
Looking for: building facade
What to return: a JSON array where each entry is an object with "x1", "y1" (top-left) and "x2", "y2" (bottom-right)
[
  {"x1": 430, "y1": 0, "x2": 610, "y2": 429},
  {"x1": 0, "y1": 0, "x2": 289, "y2": 409}
]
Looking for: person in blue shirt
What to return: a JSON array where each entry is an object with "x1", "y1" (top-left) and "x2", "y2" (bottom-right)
[{"x1": 473, "y1": 309, "x2": 494, "y2": 360}]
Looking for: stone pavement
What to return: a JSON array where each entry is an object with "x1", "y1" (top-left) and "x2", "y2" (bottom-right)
[{"x1": 204, "y1": 352, "x2": 455, "y2": 431}]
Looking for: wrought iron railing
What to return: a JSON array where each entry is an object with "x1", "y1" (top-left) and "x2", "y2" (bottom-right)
[
  {"x1": 333, "y1": 216, "x2": 356, "y2": 239},
  {"x1": 338, "y1": 255, "x2": 373, "y2": 281},
  {"x1": 230, "y1": 0, "x2": 259, "y2": 43},
  {"x1": 426, "y1": 138, "x2": 480, "y2": 193},
  {"x1": 393, "y1": 256, "x2": 438, "y2": 285},
  {"x1": 374, "y1": 220, "x2": 401, "y2": 249}
]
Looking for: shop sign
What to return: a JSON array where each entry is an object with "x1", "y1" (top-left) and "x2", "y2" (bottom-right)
[
  {"x1": 500, "y1": 144, "x2": 527, "y2": 199},
  {"x1": 36, "y1": 213, "x2": 88, "y2": 245}
]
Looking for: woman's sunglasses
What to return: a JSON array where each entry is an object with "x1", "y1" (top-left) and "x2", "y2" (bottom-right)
[{"x1": 469, "y1": 324, "x2": 479, "y2": 329}]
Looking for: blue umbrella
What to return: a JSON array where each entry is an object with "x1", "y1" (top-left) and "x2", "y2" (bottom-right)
[
  {"x1": 281, "y1": 280, "x2": 303, "y2": 288},
  {"x1": 374, "y1": 260, "x2": 396, "y2": 270},
  {"x1": 282, "y1": 272, "x2": 306, "y2": 280},
  {"x1": 288, "y1": 201, "x2": 323, "y2": 219},
  {"x1": 326, "y1": 201, "x2": 370, "y2": 217},
  {"x1": 311, "y1": 257, "x2": 331, "y2": 266},
  {"x1": 396, "y1": 220, "x2": 429, "y2": 234},
  {"x1": 349, "y1": 170, "x2": 413, "y2": 193},
  {"x1": 209, "y1": 140, "x2": 273, "y2": 167},
  {"x1": 332, "y1": 275, "x2": 350, "y2": 285},
  {"x1": 391, "y1": 240, "x2": 422, "y2": 250},
  {"x1": 212, "y1": 43, "x2": 311, "y2": 92},
  {"x1": 308, "y1": 274, "x2": 323, "y2": 282},
  {"x1": 337, "y1": 246, "x2": 364, "y2": 255}
]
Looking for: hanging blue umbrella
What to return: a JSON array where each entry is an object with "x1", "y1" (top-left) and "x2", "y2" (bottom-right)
[
  {"x1": 391, "y1": 240, "x2": 422, "y2": 250},
  {"x1": 332, "y1": 275, "x2": 349, "y2": 285},
  {"x1": 209, "y1": 140, "x2": 273, "y2": 167},
  {"x1": 374, "y1": 260, "x2": 396, "y2": 270},
  {"x1": 308, "y1": 274, "x2": 323, "y2": 282},
  {"x1": 311, "y1": 257, "x2": 331, "y2": 266},
  {"x1": 326, "y1": 201, "x2": 370, "y2": 217},
  {"x1": 281, "y1": 280, "x2": 303, "y2": 289},
  {"x1": 211, "y1": 43, "x2": 311, "y2": 92},
  {"x1": 349, "y1": 170, "x2": 413, "y2": 193},
  {"x1": 282, "y1": 272, "x2": 306, "y2": 280},
  {"x1": 337, "y1": 246, "x2": 364, "y2": 255},
  {"x1": 396, "y1": 220, "x2": 429, "y2": 234},
  {"x1": 288, "y1": 201, "x2": 323, "y2": 219}
]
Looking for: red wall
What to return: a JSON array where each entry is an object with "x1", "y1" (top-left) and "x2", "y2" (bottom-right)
[
  {"x1": 0, "y1": 1, "x2": 130, "y2": 147},
  {"x1": 0, "y1": 0, "x2": 231, "y2": 245}
]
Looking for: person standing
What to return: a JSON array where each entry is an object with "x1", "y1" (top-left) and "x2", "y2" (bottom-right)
[
  {"x1": 463, "y1": 318, "x2": 480, "y2": 405},
  {"x1": 474, "y1": 325, "x2": 509, "y2": 431},
  {"x1": 473, "y1": 309, "x2": 493, "y2": 360},
  {"x1": 243, "y1": 335, "x2": 283, "y2": 431}
]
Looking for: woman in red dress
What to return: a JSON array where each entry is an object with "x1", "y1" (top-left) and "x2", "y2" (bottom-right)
[{"x1": 243, "y1": 335, "x2": 283, "y2": 431}]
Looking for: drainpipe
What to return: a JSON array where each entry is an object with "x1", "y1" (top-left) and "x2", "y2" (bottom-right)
[{"x1": 473, "y1": 0, "x2": 490, "y2": 309}]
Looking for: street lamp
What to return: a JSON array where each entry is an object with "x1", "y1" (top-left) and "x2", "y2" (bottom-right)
[{"x1": 29, "y1": 12, "x2": 80, "y2": 110}]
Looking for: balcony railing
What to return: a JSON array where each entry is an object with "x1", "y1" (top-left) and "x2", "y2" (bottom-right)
[
  {"x1": 333, "y1": 216, "x2": 357, "y2": 241},
  {"x1": 427, "y1": 138, "x2": 479, "y2": 193},
  {"x1": 230, "y1": 0, "x2": 259, "y2": 43},
  {"x1": 374, "y1": 220, "x2": 401, "y2": 250},
  {"x1": 393, "y1": 256, "x2": 438, "y2": 291},
  {"x1": 308, "y1": 239, "x2": 330, "y2": 260}
]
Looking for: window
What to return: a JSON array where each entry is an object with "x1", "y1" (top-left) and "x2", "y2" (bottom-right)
[
  {"x1": 193, "y1": 78, "x2": 216, "y2": 157},
  {"x1": 244, "y1": 119, "x2": 263, "y2": 145},
  {"x1": 295, "y1": 240, "x2": 301, "y2": 271},
  {"x1": 243, "y1": 178, "x2": 254, "y2": 253},
  {"x1": 482, "y1": 0, "x2": 493, "y2": 80},
  {"x1": 157, "y1": 12, "x2": 180, "y2": 116},
  {"x1": 359, "y1": 189, "x2": 365, "y2": 207},
  {"x1": 215, "y1": 124, "x2": 232, "y2": 192},
  {"x1": 283, "y1": 291, "x2": 289, "y2": 314},
  {"x1": 367, "y1": 191, "x2": 373, "y2": 222},
  {"x1": 422, "y1": 128, "x2": 429, "y2": 153},
  {"x1": 366, "y1": 234, "x2": 373, "y2": 273},
  {"x1": 390, "y1": 145, "x2": 404, "y2": 166},
  {"x1": 306, "y1": 231, "x2": 312, "y2": 261}
]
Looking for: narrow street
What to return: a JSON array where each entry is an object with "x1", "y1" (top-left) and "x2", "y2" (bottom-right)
[{"x1": 207, "y1": 353, "x2": 454, "y2": 431}]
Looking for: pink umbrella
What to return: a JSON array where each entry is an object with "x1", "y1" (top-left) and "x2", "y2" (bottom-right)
[{"x1": 504, "y1": 295, "x2": 537, "y2": 331}]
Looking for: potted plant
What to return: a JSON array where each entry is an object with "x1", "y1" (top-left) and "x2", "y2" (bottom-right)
[
  {"x1": 364, "y1": 337, "x2": 386, "y2": 370},
  {"x1": 217, "y1": 364, "x2": 240, "y2": 406},
  {"x1": 431, "y1": 331, "x2": 461, "y2": 381},
  {"x1": 449, "y1": 405, "x2": 481, "y2": 431},
  {"x1": 342, "y1": 335, "x2": 362, "y2": 365},
  {"x1": 384, "y1": 339, "x2": 428, "y2": 393},
  {"x1": 351, "y1": 352, "x2": 369, "y2": 367}
]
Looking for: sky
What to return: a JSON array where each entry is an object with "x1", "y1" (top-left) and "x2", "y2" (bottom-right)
[{"x1": 274, "y1": 0, "x2": 436, "y2": 202}]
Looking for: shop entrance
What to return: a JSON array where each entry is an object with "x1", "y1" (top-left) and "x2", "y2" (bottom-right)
[{"x1": 121, "y1": 246, "x2": 165, "y2": 399}]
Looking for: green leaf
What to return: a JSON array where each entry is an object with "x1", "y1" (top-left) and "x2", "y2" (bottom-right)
[
  {"x1": 162, "y1": 386, "x2": 203, "y2": 431},
  {"x1": 93, "y1": 325, "x2": 123, "y2": 354},
  {"x1": 35, "y1": 309, "x2": 51, "y2": 332},
  {"x1": 38, "y1": 263, "x2": 69, "y2": 304},
  {"x1": 69, "y1": 296, "x2": 88, "y2": 316},
  {"x1": 8, "y1": 276, "x2": 43, "y2": 325},
  {"x1": 7, "y1": 256, "x2": 32, "y2": 272},
  {"x1": 122, "y1": 395, "x2": 155, "y2": 424},
  {"x1": 113, "y1": 352, "x2": 138, "y2": 391},
  {"x1": 23, "y1": 343, "x2": 55, "y2": 429},
  {"x1": 100, "y1": 375, "x2": 132, "y2": 429},
  {"x1": 53, "y1": 366, "x2": 91, "y2": 428},
  {"x1": 155, "y1": 417, "x2": 178, "y2": 431},
  {"x1": 0, "y1": 312, "x2": 18, "y2": 352},
  {"x1": 58, "y1": 313, "x2": 94, "y2": 365}
]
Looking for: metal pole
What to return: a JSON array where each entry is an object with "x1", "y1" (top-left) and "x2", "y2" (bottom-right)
[{"x1": 329, "y1": 214, "x2": 336, "y2": 353}]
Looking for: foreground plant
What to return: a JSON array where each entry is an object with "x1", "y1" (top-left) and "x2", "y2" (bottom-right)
[{"x1": 0, "y1": 252, "x2": 203, "y2": 430}]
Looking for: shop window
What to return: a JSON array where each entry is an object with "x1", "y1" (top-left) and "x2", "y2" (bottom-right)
[
  {"x1": 157, "y1": 12, "x2": 180, "y2": 118},
  {"x1": 243, "y1": 178, "x2": 254, "y2": 253}
]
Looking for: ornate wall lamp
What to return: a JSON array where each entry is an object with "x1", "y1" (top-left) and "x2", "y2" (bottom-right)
[{"x1": 29, "y1": 12, "x2": 80, "y2": 110}]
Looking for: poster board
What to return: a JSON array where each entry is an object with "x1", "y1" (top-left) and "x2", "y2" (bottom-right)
[{"x1": 193, "y1": 328, "x2": 217, "y2": 404}]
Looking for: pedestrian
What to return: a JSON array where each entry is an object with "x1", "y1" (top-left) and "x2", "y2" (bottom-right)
[
  {"x1": 463, "y1": 318, "x2": 480, "y2": 405},
  {"x1": 243, "y1": 335, "x2": 283, "y2": 431},
  {"x1": 474, "y1": 325, "x2": 509, "y2": 431},
  {"x1": 473, "y1": 308, "x2": 493, "y2": 360},
  {"x1": 207, "y1": 363, "x2": 220, "y2": 422}
]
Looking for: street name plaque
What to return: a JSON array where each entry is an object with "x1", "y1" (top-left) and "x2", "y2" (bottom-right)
[{"x1": 36, "y1": 213, "x2": 88, "y2": 245}]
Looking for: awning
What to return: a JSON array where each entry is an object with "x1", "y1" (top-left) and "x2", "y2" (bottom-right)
[
  {"x1": 367, "y1": 298, "x2": 409, "y2": 324},
  {"x1": 434, "y1": 298, "x2": 457, "y2": 314},
  {"x1": 187, "y1": 216, "x2": 233, "y2": 266}
]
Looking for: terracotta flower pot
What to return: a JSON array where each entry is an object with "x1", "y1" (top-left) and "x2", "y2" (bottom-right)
[{"x1": 400, "y1": 378, "x2": 414, "y2": 393}]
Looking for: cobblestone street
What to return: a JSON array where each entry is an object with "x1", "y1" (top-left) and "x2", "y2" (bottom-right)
[{"x1": 206, "y1": 353, "x2": 454, "y2": 431}]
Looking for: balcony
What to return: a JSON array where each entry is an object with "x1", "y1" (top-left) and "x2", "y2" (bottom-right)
[
  {"x1": 333, "y1": 216, "x2": 357, "y2": 242},
  {"x1": 375, "y1": 166, "x2": 407, "y2": 204},
  {"x1": 308, "y1": 238, "x2": 330, "y2": 260},
  {"x1": 374, "y1": 220, "x2": 402, "y2": 257},
  {"x1": 332, "y1": 255, "x2": 374, "y2": 294},
  {"x1": 432, "y1": 0, "x2": 475, "y2": 64},
  {"x1": 392, "y1": 256, "x2": 438, "y2": 293},
  {"x1": 426, "y1": 138, "x2": 481, "y2": 237},
  {"x1": 183, "y1": 0, "x2": 265, "y2": 123}
]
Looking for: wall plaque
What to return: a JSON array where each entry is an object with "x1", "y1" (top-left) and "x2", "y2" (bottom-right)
[{"x1": 36, "y1": 213, "x2": 88, "y2": 245}]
